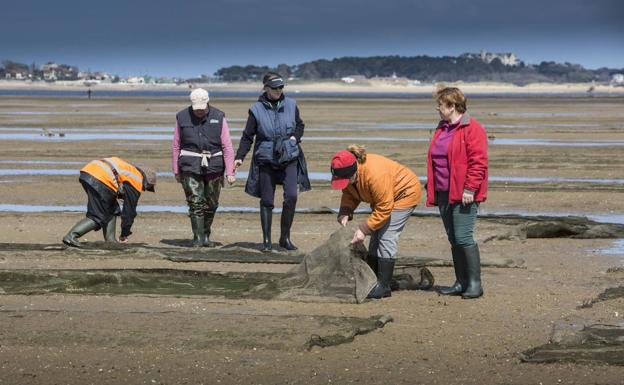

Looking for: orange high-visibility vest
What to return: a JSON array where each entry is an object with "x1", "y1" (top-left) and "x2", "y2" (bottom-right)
[{"x1": 81, "y1": 157, "x2": 143, "y2": 194}]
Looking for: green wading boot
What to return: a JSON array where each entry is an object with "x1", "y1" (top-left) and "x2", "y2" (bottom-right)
[
  {"x1": 260, "y1": 205, "x2": 273, "y2": 252},
  {"x1": 190, "y1": 216, "x2": 206, "y2": 248},
  {"x1": 438, "y1": 247, "x2": 467, "y2": 295},
  {"x1": 62, "y1": 217, "x2": 99, "y2": 248},
  {"x1": 278, "y1": 206, "x2": 298, "y2": 251},
  {"x1": 203, "y1": 210, "x2": 216, "y2": 247},
  {"x1": 461, "y1": 244, "x2": 484, "y2": 299},
  {"x1": 102, "y1": 217, "x2": 118, "y2": 243},
  {"x1": 367, "y1": 258, "x2": 395, "y2": 299}
]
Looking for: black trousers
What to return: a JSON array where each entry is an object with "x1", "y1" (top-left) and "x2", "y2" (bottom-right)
[
  {"x1": 81, "y1": 179, "x2": 120, "y2": 229},
  {"x1": 258, "y1": 160, "x2": 298, "y2": 209}
]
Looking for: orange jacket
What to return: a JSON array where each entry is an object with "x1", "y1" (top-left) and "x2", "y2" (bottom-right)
[
  {"x1": 81, "y1": 157, "x2": 144, "y2": 194},
  {"x1": 339, "y1": 153, "x2": 421, "y2": 232}
]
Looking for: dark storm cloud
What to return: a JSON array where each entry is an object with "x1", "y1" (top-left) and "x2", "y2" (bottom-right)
[{"x1": 2, "y1": 0, "x2": 621, "y2": 45}]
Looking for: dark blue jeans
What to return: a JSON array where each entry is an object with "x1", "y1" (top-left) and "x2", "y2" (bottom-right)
[
  {"x1": 259, "y1": 160, "x2": 298, "y2": 209},
  {"x1": 436, "y1": 191, "x2": 478, "y2": 248}
]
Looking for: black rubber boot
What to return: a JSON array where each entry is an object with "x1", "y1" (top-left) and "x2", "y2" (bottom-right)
[
  {"x1": 203, "y1": 210, "x2": 216, "y2": 247},
  {"x1": 260, "y1": 205, "x2": 273, "y2": 252},
  {"x1": 461, "y1": 244, "x2": 483, "y2": 299},
  {"x1": 278, "y1": 206, "x2": 298, "y2": 251},
  {"x1": 190, "y1": 216, "x2": 205, "y2": 248},
  {"x1": 367, "y1": 254, "x2": 378, "y2": 276},
  {"x1": 62, "y1": 217, "x2": 99, "y2": 248},
  {"x1": 102, "y1": 216, "x2": 117, "y2": 243},
  {"x1": 367, "y1": 258, "x2": 395, "y2": 299},
  {"x1": 438, "y1": 246, "x2": 467, "y2": 295}
]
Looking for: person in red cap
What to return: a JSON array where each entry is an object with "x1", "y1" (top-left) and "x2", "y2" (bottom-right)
[{"x1": 330, "y1": 145, "x2": 421, "y2": 299}]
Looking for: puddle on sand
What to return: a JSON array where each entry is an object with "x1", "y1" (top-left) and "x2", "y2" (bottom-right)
[
  {"x1": 0, "y1": 111, "x2": 174, "y2": 116},
  {"x1": 596, "y1": 239, "x2": 624, "y2": 256},
  {"x1": 0, "y1": 160, "x2": 83, "y2": 165},
  {"x1": 490, "y1": 138, "x2": 624, "y2": 147},
  {"x1": 2, "y1": 168, "x2": 623, "y2": 186},
  {"x1": 1, "y1": 204, "x2": 623, "y2": 226},
  {"x1": 0, "y1": 169, "x2": 77, "y2": 176},
  {"x1": 2, "y1": 131, "x2": 624, "y2": 147}
]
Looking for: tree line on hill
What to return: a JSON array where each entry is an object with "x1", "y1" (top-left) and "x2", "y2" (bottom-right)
[
  {"x1": 214, "y1": 55, "x2": 623, "y2": 85},
  {"x1": 3, "y1": 54, "x2": 622, "y2": 85}
]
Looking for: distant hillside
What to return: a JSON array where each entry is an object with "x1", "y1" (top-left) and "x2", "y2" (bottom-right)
[{"x1": 215, "y1": 52, "x2": 622, "y2": 85}]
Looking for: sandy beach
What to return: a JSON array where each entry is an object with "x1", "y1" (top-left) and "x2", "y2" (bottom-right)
[
  {"x1": 1, "y1": 79, "x2": 623, "y2": 95},
  {"x1": 0, "y1": 92, "x2": 623, "y2": 384}
]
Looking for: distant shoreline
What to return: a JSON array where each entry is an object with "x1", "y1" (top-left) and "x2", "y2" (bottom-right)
[{"x1": 0, "y1": 79, "x2": 623, "y2": 95}]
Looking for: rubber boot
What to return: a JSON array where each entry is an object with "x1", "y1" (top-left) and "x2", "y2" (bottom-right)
[
  {"x1": 367, "y1": 258, "x2": 395, "y2": 299},
  {"x1": 260, "y1": 205, "x2": 273, "y2": 252},
  {"x1": 278, "y1": 206, "x2": 298, "y2": 251},
  {"x1": 102, "y1": 216, "x2": 118, "y2": 243},
  {"x1": 190, "y1": 216, "x2": 206, "y2": 248},
  {"x1": 203, "y1": 210, "x2": 216, "y2": 247},
  {"x1": 367, "y1": 254, "x2": 379, "y2": 276},
  {"x1": 62, "y1": 217, "x2": 99, "y2": 248},
  {"x1": 461, "y1": 244, "x2": 483, "y2": 299},
  {"x1": 438, "y1": 247, "x2": 467, "y2": 295}
]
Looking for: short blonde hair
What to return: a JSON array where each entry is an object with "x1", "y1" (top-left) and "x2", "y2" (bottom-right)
[
  {"x1": 436, "y1": 87, "x2": 467, "y2": 113},
  {"x1": 346, "y1": 144, "x2": 367, "y2": 163}
]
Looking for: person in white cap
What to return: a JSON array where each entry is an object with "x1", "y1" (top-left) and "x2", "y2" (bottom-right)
[{"x1": 172, "y1": 88, "x2": 236, "y2": 247}]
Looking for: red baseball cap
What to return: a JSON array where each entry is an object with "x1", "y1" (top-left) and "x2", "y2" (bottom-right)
[{"x1": 330, "y1": 150, "x2": 357, "y2": 190}]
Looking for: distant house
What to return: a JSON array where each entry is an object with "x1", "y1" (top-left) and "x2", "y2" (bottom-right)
[
  {"x1": 42, "y1": 62, "x2": 79, "y2": 81},
  {"x1": 611, "y1": 74, "x2": 624, "y2": 86},
  {"x1": 3, "y1": 61, "x2": 30, "y2": 80},
  {"x1": 5, "y1": 71, "x2": 30, "y2": 80},
  {"x1": 93, "y1": 72, "x2": 112, "y2": 81},
  {"x1": 461, "y1": 50, "x2": 519, "y2": 66},
  {"x1": 341, "y1": 75, "x2": 366, "y2": 84},
  {"x1": 78, "y1": 71, "x2": 112, "y2": 82},
  {"x1": 127, "y1": 76, "x2": 145, "y2": 84}
]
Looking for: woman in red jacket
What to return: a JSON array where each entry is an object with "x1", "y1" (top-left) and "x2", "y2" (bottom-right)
[{"x1": 426, "y1": 87, "x2": 488, "y2": 299}]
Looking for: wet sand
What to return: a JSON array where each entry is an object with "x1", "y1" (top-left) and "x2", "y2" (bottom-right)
[{"x1": 1, "y1": 94, "x2": 623, "y2": 384}]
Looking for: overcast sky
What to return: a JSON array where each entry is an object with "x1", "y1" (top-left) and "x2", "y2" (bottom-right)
[{"x1": 1, "y1": 0, "x2": 622, "y2": 77}]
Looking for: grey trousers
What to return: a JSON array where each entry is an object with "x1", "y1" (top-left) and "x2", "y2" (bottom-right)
[
  {"x1": 436, "y1": 191, "x2": 478, "y2": 248},
  {"x1": 368, "y1": 207, "x2": 415, "y2": 260}
]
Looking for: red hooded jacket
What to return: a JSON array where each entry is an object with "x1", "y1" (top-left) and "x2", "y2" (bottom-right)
[{"x1": 426, "y1": 113, "x2": 488, "y2": 206}]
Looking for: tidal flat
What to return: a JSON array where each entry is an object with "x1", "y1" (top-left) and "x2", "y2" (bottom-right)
[{"x1": 0, "y1": 94, "x2": 623, "y2": 384}]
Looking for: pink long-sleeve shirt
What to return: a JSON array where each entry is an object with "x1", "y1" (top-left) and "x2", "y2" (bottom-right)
[
  {"x1": 430, "y1": 120, "x2": 459, "y2": 192},
  {"x1": 171, "y1": 117, "x2": 235, "y2": 178}
]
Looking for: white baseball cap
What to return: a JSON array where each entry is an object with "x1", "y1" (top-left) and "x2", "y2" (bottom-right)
[{"x1": 190, "y1": 88, "x2": 209, "y2": 110}]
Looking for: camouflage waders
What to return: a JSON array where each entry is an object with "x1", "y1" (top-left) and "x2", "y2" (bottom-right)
[{"x1": 182, "y1": 174, "x2": 222, "y2": 247}]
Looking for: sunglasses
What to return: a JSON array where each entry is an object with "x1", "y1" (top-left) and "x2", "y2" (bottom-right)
[{"x1": 269, "y1": 85, "x2": 284, "y2": 90}]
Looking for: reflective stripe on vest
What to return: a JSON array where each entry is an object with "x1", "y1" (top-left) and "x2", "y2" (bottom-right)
[{"x1": 81, "y1": 157, "x2": 143, "y2": 194}]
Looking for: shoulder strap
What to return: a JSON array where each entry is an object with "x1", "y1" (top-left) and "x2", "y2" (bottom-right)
[{"x1": 100, "y1": 158, "x2": 123, "y2": 195}]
